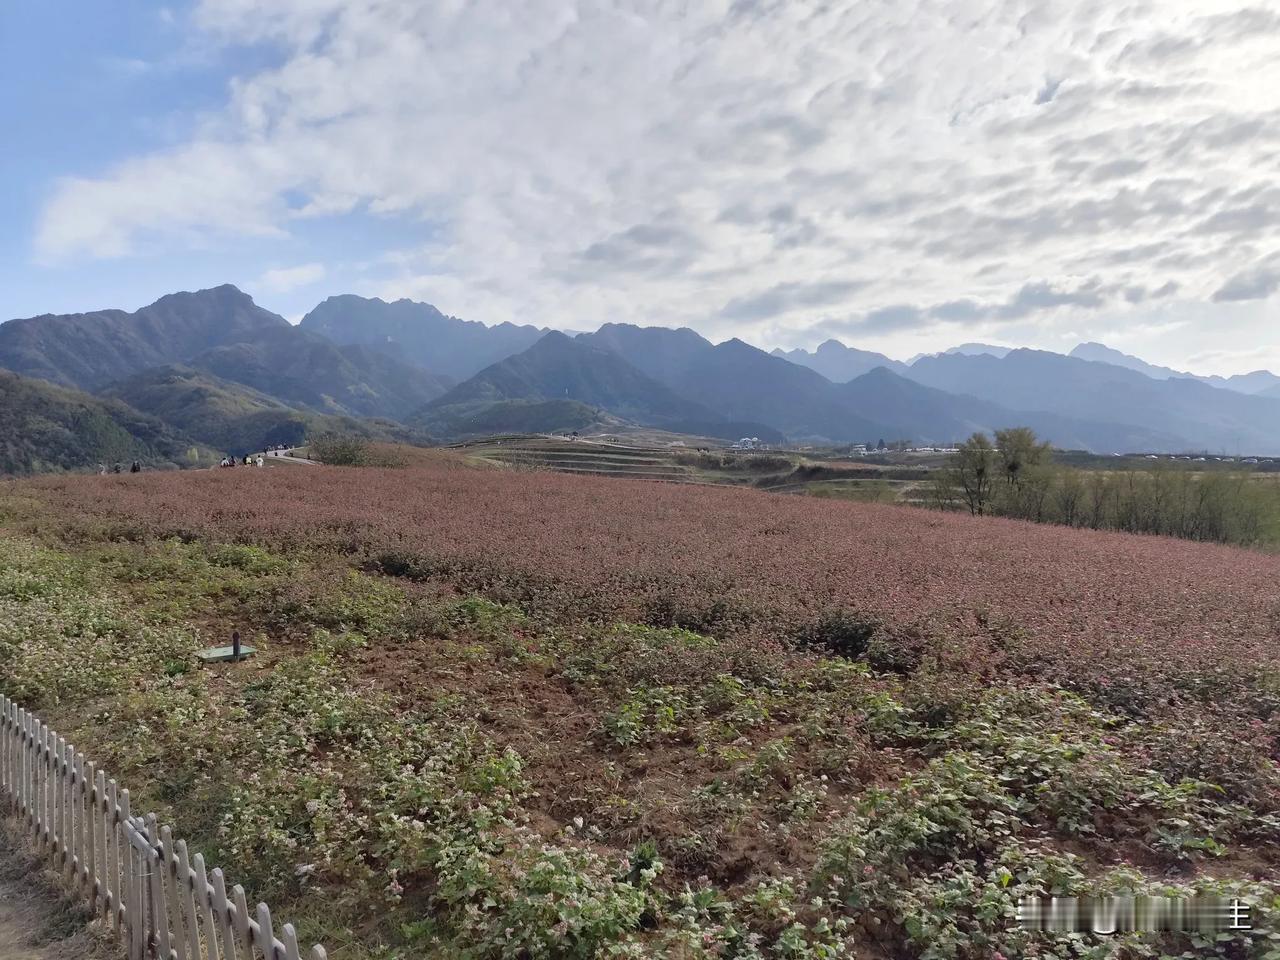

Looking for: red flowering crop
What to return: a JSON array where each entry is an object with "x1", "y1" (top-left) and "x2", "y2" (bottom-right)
[{"x1": 11, "y1": 461, "x2": 1278, "y2": 705}]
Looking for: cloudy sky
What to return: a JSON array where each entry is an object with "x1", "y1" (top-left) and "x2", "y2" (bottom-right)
[{"x1": 4, "y1": 0, "x2": 1279, "y2": 373}]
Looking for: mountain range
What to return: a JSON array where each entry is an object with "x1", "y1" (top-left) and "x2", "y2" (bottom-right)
[
  {"x1": 300, "y1": 294, "x2": 547, "y2": 380},
  {"x1": 1067, "y1": 342, "x2": 1280, "y2": 396},
  {"x1": 3, "y1": 283, "x2": 1280, "y2": 474},
  {"x1": 771, "y1": 340, "x2": 911, "y2": 382},
  {"x1": 414, "y1": 330, "x2": 785, "y2": 442}
]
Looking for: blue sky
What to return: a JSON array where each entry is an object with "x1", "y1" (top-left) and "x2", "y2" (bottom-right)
[
  {"x1": 1, "y1": 1, "x2": 422, "y2": 321},
  {"x1": 3, "y1": 1, "x2": 1279, "y2": 372},
  {"x1": 4, "y1": 3, "x2": 229, "y2": 313}
]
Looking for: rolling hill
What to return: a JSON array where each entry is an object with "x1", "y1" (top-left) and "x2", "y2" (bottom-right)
[
  {"x1": 100, "y1": 366, "x2": 431, "y2": 453},
  {"x1": 0, "y1": 369, "x2": 210, "y2": 474},
  {"x1": 415, "y1": 398, "x2": 621, "y2": 439}
]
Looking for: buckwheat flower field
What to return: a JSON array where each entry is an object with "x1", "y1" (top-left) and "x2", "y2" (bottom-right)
[{"x1": 2, "y1": 459, "x2": 1278, "y2": 959}]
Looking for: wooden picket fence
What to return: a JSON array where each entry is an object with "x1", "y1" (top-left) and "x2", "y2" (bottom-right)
[{"x1": 0, "y1": 694, "x2": 328, "y2": 960}]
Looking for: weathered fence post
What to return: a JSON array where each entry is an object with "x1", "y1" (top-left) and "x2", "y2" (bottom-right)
[{"x1": 0, "y1": 695, "x2": 328, "y2": 960}]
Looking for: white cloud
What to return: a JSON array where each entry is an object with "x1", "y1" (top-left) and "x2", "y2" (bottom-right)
[
  {"x1": 256, "y1": 262, "x2": 326, "y2": 294},
  {"x1": 32, "y1": 0, "x2": 1280, "y2": 368}
]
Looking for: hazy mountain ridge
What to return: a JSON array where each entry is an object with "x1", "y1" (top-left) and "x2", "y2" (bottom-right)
[
  {"x1": 0, "y1": 286, "x2": 452, "y2": 471},
  {"x1": 653, "y1": 337, "x2": 886, "y2": 442},
  {"x1": 187, "y1": 325, "x2": 453, "y2": 421},
  {"x1": 574, "y1": 326, "x2": 1146, "y2": 449},
  {"x1": 1069, "y1": 342, "x2": 1280, "y2": 395},
  {"x1": 575, "y1": 325, "x2": 889, "y2": 442},
  {"x1": 832, "y1": 366, "x2": 1183, "y2": 452},
  {"x1": 413, "y1": 331, "x2": 784, "y2": 442},
  {"x1": 578, "y1": 323, "x2": 717, "y2": 383},
  {"x1": 909, "y1": 348, "x2": 1280, "y2": 453},
  {"x1": 772, "y1": 340, "x2": 911, "y2": 381},
  {"x1": 301, "y1": 294, "x2": 548, "y2": 380},
  {"x1": 906, "y1": 343, "x2": 1014, "y2": 364}
]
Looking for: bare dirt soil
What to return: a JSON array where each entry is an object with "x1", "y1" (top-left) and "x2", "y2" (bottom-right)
[{"x1": 0, "y1": 823, "x2": 118, "y2": 960}]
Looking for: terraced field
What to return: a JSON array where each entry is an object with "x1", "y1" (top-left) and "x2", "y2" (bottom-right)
[
  {"x1": 454, "y1": 435, "x2": 934, "y2": 496},
  {"x1": 460, "y1": 437, "x2": 703, "y2": 482}
]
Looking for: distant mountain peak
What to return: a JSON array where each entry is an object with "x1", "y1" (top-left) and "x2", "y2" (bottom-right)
[
  {"x1": 534, "y1": 329, "x2": 574, "y2": 347},
  {"x1": 413, "y1": 324, "x2": 752, "y2": 439},
  {"x1": 907, "y1": 342, "x2": 1013, "y2": 364},
  {"x1": 153, "y1": 283, "x2": 260, "y2": 307},
  {"x1": 814, "y1": 339, "x2": 851, "y2": 355},
  {"x1": 1069, "y1": 341, "x2": 1169, "y2": 371},
  {"x1": 298, "y1": 294, "x2": 545, "y2": 379},
  {"x1": 0, "y1": 285, "x2": 289, "y2": 392},
  {"x1": 908, "y1": 347, "x2": 1280, "y2": 453},
  {"x1": 773, "y1": 338, "x2": 909, "y2": 383}
]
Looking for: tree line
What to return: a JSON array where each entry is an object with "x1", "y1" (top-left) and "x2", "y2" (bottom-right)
[{"x1": 930, "y1": 428, "x2": 1269, "y2": 546}]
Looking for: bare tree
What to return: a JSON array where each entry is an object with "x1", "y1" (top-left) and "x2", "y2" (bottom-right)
[
  {"x1": 952, "y1": 432, "x2": 996, "y2": 516},
  {"x1": 994, "y1": 427, "x2": 1052, "y2": 490}
]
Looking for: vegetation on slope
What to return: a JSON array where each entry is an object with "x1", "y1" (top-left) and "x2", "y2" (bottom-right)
[
  {"x1": 2, "y1": 462, "x2": 1278, "y2": 958},
  {"x1": 188, "y1": 325, "x2": 453, "y2": 422},
  {"x1": 0, "y1": 370, "x2": 211, "y2": 474},
  {"x1": 416, "y1": 331, "x2": 725, "y2": 433},
  {"x1": 101, "y1": 366, "x2": 431, "y2": 454}
]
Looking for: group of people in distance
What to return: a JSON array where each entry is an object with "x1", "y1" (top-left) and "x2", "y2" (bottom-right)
[
  {"x1": 220, "y1": 454, "x2": 265, "y2": 468},
  {"x1": 220, "y1": 444, "x2": 295, "y2": 468},
  {"x1": 98, "y1": 461, "x2": 142, "y2": 475},
  {"x1": 96, "y1": 445, "x2": 295, "y2": 474},
  {"x1": 98, "y1": 444, "x2": 296, "y2": 474}
]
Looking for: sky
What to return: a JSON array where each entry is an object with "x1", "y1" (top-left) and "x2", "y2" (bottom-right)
[{"x1": 3, "y1": 0, "x2": 1279, "y2": 375}]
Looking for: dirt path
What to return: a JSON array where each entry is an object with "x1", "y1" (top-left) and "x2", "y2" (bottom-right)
[
  {"x1": 0, "y1": 824, "x2": 118, "y2": 960},
  {"x1": 266, "y1": 446, "x2": 318, "y2": 466}
]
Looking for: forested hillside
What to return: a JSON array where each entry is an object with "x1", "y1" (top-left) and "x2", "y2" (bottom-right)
[{"x1": 0, "y1": 370, "x2": 208, "y2": 473}]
